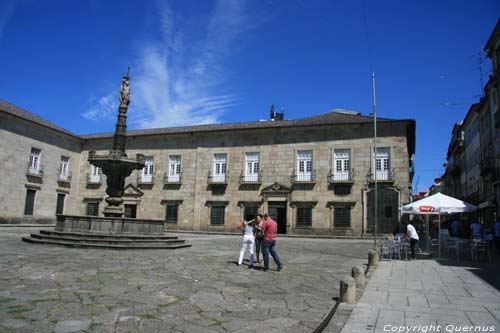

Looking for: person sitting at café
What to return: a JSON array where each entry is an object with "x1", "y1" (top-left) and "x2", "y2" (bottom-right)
[{"x1": 470, "y1": 219, "x2": 482, "y2": 240}]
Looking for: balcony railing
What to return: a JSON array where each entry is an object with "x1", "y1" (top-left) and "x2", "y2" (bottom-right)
[
  {"x1": 239, "y1": 171, "x2": 262, "y2": 184},
  {"x1": 208, "y1": 172, "x2": 227, "y2": 184},
  {"x1": 368, "y1": 168, "x2": 394, "y2": 182},
  {"x1": 86, "y1": 173, "x2": 101, "y2": 184},
  {"x1": 163, "y1": 172, "x2": 182, "y2": 184},
  {"x1": 137, "y1": 174, "x2": 154, "y2": 184},
  {"x1": 57, "y1": 171, "x2": 72, "y2": 183},
  {"x1": 291, "y1": 169, "x2": 316, "y2": 184},
  {"x1": 328, "y1": 168, "x2": 354, "y2": 183},
  {"x1": 26, "y1": 163, "x2": 43, "y2": 177}
]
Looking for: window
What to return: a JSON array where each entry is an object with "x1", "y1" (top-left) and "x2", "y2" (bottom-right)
[
  {"x1": 296, "y1": 207, "x2": 312, "y2": 228},
  {"x1": 213, "y1": 153, "x2": 227, "y2": 182},
  {"x1": 24, "y1": 189, "x2": 36, "y2": 215},
  {"x1": 244, "y1": 205, "x2": 259, "y2": 221},
  {"x1": 59, "y1": 156, "x2": 70, "y2": 180},
  {"x1": 375, "y1": 148, "x2": 391, "y2": 180},
  {"x1": 28, "y1": 148, "x2": 41, "y2": 174},
  {"x1": 333, "y1": 149, "x2": 351, "y2": 181},
  {"x1": 90, "y1": 165, "x2": 101, "y2": 183},
  {"x1": 166, "y1": 204, "x2": 179, "y2": 224},
  {"x1": 142, "y1": 156, "x2": 154, "y2": 182},
  {"x1": 244, "y1": 152, "x2": 260, "y2": 182},
  {"x1": 86, "y1": 202, "x2": 99, "y2": 216},
  {"x1": 334, "y1": 207, "x2": 351, "y2": 227},
  {"x1": 168, "y1": 155, "x2": 181, "y2": 182},
  {"x1": 210, "y1": 206, "x2": 225, "y2": 225},
  {"x1": 297, "y1": 150, "x2": 313, "y2": 181}
]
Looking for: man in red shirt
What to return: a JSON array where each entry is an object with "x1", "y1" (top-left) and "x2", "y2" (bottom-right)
[{"x1": 261, "y1": 213, "x2": 284, "y2": 271}]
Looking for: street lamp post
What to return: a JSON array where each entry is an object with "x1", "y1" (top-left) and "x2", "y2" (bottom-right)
[{"x1": 371, "y1": 72, "x2": 378, "y2": 248}]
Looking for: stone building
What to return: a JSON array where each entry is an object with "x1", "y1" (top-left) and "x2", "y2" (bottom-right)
[
  {"x1": 0, "y1": 99, "x2": 415, "y2": 236},
  {"x1": 443, "y1": 19, "x2": 500, "y2": 223}
]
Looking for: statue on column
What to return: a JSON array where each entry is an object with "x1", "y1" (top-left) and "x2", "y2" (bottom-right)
[{"x1": 119, "y1": 67, "x2": 131, "y2": 108}]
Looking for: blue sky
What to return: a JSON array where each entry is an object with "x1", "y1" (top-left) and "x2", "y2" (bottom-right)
[{"x1": 0, "y1": 0, "x2": 499, "y2": 192}]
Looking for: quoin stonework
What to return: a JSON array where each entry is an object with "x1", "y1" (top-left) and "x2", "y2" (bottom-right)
[{"x1": 0, "y1": 100, "x2": 415, "y2": 236}]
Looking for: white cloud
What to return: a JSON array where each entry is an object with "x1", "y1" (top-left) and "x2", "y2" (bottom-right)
[
  {"x1": 82, "y1": 94, "x2": 117, "y2": 120},
  {"x1": 84, "y1": 0, "x2": 255, "y2": 129}
]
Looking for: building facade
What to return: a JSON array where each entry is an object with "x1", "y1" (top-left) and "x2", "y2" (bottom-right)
[
  {"x1": 0, "y1": 100, "x2": 415, "y2": 236},
  {"x1": 443, "y1": 19, "x2": 500, "y2": 223}
]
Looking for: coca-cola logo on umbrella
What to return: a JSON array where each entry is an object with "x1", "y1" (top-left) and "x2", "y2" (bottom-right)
[{"x1": 419, "y1": 205, "x2": 435, "y2": 212}]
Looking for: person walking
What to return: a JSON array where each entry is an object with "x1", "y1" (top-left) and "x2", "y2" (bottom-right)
[
  {"x1": 254, "y1": 214, "x2": 264, "y2": 265},
  {"x1": 237, "y1": 219, "x2": 255, "y2": 268},
  {"x1": 261, "y1": 213, "x2": 284, "y2": 271},
  {"x1": 403, "y1": 221, "x2": 419, "y2": 260}
]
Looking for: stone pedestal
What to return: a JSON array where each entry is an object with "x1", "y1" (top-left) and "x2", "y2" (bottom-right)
[
  {"x1": 340, "y1": 275, "x2": 356, "y2": 304},
  {"x1": 351, "y1": 266, "x2": 365, "y2": 288},
  {"x1": 103, "y1": 205, "x2": 124, "y2": 218}
]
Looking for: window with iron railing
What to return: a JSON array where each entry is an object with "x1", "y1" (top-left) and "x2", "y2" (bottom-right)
[
  {"x1": 296, "y1": 150, "x2": 313, "y2": 181},
  {"x1": 243, "y1": 152, "x2": 260, "y2": 182},
  {"x1": 375, "y1": 148, "x2": 391, "y2": 181},
  {"x1": 333, "y1": 149, "x2": 352, "y2": 181},
  {"x1": 296, "y1": 207, "x2": 312, "y2": 228},
  {"x1": 334, "y1": 207, "x2": 351, "y2": 227},
  {"x1": 86, "y1": 202, "x2": 99, "y2": 216},
  {"x1": 212, "y1": 153, "x2": 227, "y2": 183},
  {"x1": 167, "y1": 155, "x2": 182, "y2": 183},
  {"x1": 141, "y1": 156, "x2": 154, "y2": 183},
  {"x1": 28, "y1": 147, "x2": 42, "y2": 175},
  {"x1": 59, "y1": 156, "x2": 70, "y2": 180},
  {"x1": 89, "y1": 165, "x2": 101, "y2": 183},
  {"x1": 166, "y1": 204, "x2": 179, "y2": 224},
  {"x1": 210, "y1": 206, "x2": 225, "y2": 225}
]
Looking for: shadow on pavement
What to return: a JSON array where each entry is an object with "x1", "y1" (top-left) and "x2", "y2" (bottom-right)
[{"x1": 418, "y1": 253, "x2": 500, "y2": 292}]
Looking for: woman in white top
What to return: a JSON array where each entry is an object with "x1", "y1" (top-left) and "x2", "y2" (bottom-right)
[{"x1": 237, "y1": 219, "x2": 255, "y2": 267}]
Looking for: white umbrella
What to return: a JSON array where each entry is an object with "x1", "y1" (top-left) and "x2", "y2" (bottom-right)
[{"x1": 401, "y1": 192, "x2": 477, "y2": 257}]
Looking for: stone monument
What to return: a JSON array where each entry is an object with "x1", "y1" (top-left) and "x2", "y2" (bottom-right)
[
  {"x1": 88, "y1": 68, "x2": 146, "y2": 217},
  {"x1": 22, "y1": 70, "x2": 191, "y2": 248}
]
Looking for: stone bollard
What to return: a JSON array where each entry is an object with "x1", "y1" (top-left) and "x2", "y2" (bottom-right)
[
  {"x1": 368, "y1": 249, "x2": 379, "y2": 267},
  {"x1": 351, "y1": 266, "x2": 365, "y2": 288},
  {"x1": 339, "y1": 275, "x2": 356, "y2": 304}
]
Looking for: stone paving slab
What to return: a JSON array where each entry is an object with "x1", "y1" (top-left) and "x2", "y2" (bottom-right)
[
  {"x1": 341, "y1": 258, "x2": 500, "y2": 333},
  {"x1": 0, "y1": 227, "x2": 372, "y2": 332}
]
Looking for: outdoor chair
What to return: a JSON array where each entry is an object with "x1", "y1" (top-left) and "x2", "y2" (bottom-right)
[
  {"x1": 430, "y1": 238, "x2": 439, "y2": 255},
  {"x1": 472, "y1": 241, "x2": 491, "y2": 262},
  {"x1": 446, "y1": 238, "x2": 458, "y2": 258},
  {"x1": 457, "y1": 240, "x2": 473, "y2": 261}
]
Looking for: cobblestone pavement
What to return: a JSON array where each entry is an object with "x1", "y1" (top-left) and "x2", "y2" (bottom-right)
[{"x1": 0, "y1": 227, "x2": 372, "y2": 332}]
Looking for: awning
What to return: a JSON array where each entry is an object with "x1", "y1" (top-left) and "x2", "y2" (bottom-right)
[{"x1": 478, "y1": 201, "x2": 497, "y2": 209}]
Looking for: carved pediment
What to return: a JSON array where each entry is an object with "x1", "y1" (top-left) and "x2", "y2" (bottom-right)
[
  {"x1": 123, "y1": 183, "x2": 144, "y2": 197},
  {"x1": 261, "y1": 182, "x2": 291, "y2": 197}
]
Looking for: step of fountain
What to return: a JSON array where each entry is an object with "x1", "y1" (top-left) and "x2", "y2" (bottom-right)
[
  {"x1": 22, "y1": 230, "x2": 191, "y2": 249},
  {"x1": 40, "y1": 229, "x2": 179, "y2": 240}
]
